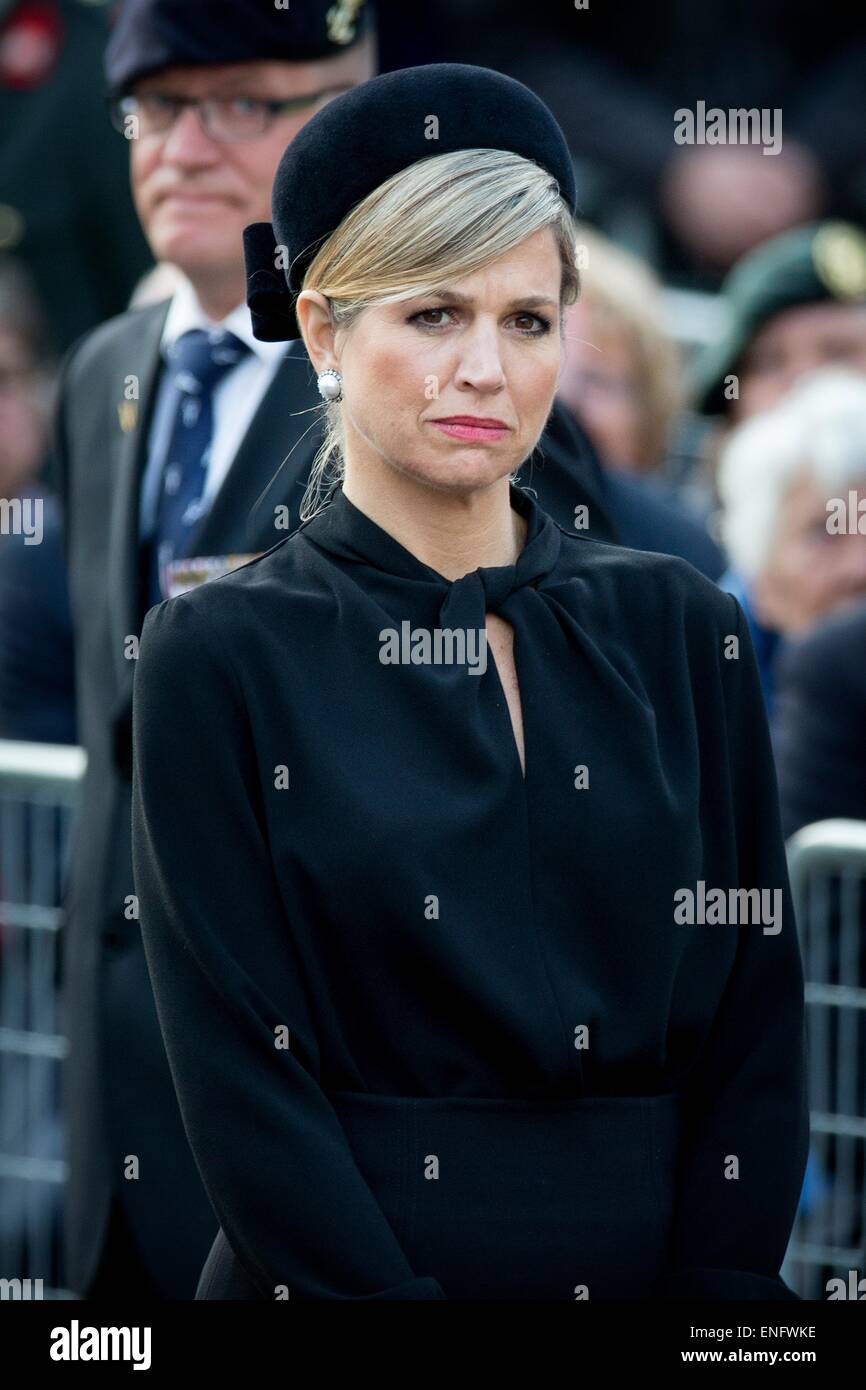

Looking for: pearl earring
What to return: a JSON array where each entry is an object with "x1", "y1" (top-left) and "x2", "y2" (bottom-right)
[{"x1": 317, "y1": 368, "x2": 343, "y2": 402}]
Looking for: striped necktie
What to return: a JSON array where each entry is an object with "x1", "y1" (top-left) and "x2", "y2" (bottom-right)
[{"x1": 144, "y1": 327, "x2": 250, "y2": 609}]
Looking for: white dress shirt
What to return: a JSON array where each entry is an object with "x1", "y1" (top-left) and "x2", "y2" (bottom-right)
[{"x1": 139, "y1": 277, "x2": 288, "y2": 542}]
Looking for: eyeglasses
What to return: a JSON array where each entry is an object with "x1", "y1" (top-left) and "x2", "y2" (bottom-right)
[{"x1": 108, "y1": 86, "x2": 352, "y2": 142}]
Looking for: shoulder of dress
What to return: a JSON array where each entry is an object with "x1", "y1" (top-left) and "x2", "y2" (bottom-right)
[{"x1": 555, "y1": 527, "x2": 733, "y2": 619}]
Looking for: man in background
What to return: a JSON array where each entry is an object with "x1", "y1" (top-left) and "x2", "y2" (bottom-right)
[{"x1": 50, "y1": 0, "x2": 377, "y2": 1299}]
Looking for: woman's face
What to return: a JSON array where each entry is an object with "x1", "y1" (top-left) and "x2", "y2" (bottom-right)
[
  {"x1": 751, "y1": 468, "x2": 866, "y2": 635},
  {"x1": 334, "y1": 226, "x2": 564, "y2": 494},
  {"x1": 559, "y1": 299, "x2": 645, "y2": 472},
  {"x1": 733, "y1": 302, "x2": 866, "y2": 423}
]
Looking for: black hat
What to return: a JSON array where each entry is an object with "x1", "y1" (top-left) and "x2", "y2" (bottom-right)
[
  {"x1": 243, "y1": 63, "x2": 577, "y2": 342},
  {"x1": 105, "y1": 0, "x2": 373, "y2": 98},
  {"x1": 691, "y1": 220, "x2": 866, "y2": 416}
]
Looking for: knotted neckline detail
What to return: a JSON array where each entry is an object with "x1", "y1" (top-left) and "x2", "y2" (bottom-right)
[{"x1": 300, "y1": 484, "x2": 562, "y2": 627}]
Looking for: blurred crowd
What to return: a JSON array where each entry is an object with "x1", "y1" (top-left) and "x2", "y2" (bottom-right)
[{"x1": 1, "y1": 0, "x2": 865, "y2": 1295}]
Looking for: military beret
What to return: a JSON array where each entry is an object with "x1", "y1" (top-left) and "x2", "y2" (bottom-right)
[
  {"x1": 105, "y1": 0, "x2": 373, "y2": 98},
  {"x1": 691, "y1": 220, "x2": 866, "y2": 416},
  {"x1": 243, "y1": 63, "x2": 578, "y2": 342}
]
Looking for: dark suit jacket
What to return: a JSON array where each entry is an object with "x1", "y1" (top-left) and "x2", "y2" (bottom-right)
[
  {"x1": 773, "y1": 599, "x2": 866, "y2": 839},
  {"x1": 50, "y1": 295, "x2": 617, "y2": 1298}
]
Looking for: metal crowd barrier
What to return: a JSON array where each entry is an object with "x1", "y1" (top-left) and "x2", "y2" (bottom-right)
[
  {"x1": 1, "y1": 737, "x2": 863, "y2": 1302},
  {"x1": 0, "y1": 740, "x2": 85, "y2": 1300},
  {"x1": 784, "y1": 819, "x2": 866, "y2": 1300}
]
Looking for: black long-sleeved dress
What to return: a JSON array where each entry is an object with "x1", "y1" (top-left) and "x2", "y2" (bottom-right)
[{"x1": 130, "y1": 482, "x2": 809, "y2": 1301}]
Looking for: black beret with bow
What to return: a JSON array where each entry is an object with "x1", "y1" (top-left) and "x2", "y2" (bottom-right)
[
  {"x1": 243, "y1": 63, "x2": 577, "y2": 342},
  {"x1": 105, "y1": 0, "x2": 373, "y2": 98}
]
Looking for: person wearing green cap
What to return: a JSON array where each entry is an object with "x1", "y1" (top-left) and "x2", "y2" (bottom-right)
[{"x1": 692, "y1": 220, "x2": 866, "y2": 425}]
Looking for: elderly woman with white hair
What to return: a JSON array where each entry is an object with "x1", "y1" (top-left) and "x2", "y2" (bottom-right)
[{"x1": 717, "y1": 366, "x2": 866, "y2": 717}]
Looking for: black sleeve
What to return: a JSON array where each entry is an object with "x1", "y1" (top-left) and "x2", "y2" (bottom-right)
[
  {"x1": 663, "y1": 596, "x2": 810, "y2": 1300},
  {"x1": 131, "y1": 595, "x2": 447, "y2": 1300}
]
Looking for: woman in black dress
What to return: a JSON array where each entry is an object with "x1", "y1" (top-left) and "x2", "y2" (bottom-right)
[{"x1": 131, "y1": 65, "x2": 809, "y2": 1301}]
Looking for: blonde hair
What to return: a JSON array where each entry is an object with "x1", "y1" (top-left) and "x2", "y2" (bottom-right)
[
  {"x1": 296, "y1": 147, "x2": 581, "y2": 519},
  {"x1": 564, "y1": 226, "x2": 682, "y2": 472}
]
